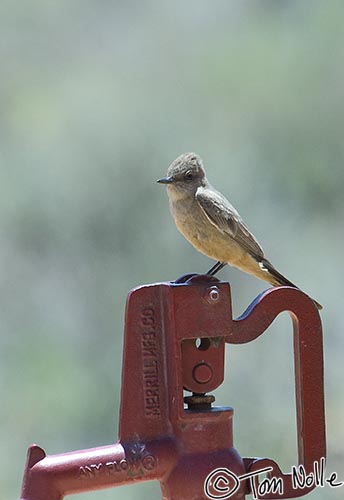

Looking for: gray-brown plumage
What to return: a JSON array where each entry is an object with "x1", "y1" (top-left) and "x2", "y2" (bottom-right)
[{"x1": 157, "y1": 152, "x2": 322, "y2": 310}]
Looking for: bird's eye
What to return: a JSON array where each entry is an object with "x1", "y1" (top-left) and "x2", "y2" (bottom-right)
[{"x1": 185, "y1": 171, "x2": 193, "y2": 181}]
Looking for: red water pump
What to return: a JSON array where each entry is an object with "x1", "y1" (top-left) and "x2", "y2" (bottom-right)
[{"x1": 21, "y1": 275, "x2": 325, "y2": 499}]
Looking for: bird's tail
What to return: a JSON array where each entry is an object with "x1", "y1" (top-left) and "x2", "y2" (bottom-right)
[{"x1": 258, "y1": 257, "x2": 323, "y2": 310}]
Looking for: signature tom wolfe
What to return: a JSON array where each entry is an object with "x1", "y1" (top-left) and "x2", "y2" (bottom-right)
[{"x1": 204, "y1": 458, "x2": 343, "y2": 499}]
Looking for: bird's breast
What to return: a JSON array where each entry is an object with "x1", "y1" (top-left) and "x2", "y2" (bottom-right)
[
  {"x1": 169, "y1": 197, "x2": 207, "y2": 239},
  {"x1": 167, "y1": 194, "x2": 248, "y2": 266}
]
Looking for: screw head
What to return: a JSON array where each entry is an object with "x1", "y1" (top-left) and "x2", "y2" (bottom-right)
[{"x1": 206, "y1": 286, "x2": 220, "y2": 303}]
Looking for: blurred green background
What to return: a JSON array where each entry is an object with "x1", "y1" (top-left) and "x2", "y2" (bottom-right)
[{"x1": 1, "y1": 1, "x2": 343, "y2": 499}]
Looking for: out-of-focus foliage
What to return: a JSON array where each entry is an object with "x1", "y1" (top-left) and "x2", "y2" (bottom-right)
[{"x1": 1, "y1": 1, "x2": 343, "y2": 499}]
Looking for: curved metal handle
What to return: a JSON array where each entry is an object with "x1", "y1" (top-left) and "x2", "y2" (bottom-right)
[{"x1": 227, "y1": 286, "x2": 326, "y2": 498}]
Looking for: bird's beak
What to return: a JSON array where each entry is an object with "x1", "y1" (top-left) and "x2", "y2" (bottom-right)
[{"x1": 157, "y1": 176, "x2": 174, "y2": 184}]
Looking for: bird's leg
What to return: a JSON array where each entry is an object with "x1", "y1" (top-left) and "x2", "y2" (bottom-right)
[{"x1": 206, "y1": 261, "x2": 227, "y2": 276}]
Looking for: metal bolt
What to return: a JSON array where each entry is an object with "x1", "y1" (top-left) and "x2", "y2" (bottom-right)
[{"x1": 206, "y1": 286, "x2": 220, "y2": 303}]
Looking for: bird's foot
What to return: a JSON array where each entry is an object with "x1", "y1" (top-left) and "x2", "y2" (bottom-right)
[{"x1": 206, "y1": 261, "x2": 227, "y2": 276}]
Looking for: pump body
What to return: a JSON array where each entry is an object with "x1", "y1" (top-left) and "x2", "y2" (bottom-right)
[{"x1": 21, "y1": 276, "x2": 325, "y2": 500}]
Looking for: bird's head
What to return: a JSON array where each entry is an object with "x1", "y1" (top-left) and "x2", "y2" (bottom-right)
[{"x1": 157, "y1": 153, "x2": 206, "y2": 197}]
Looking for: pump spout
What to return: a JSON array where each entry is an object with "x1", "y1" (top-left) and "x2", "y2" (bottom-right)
[{"x1": 21, "y1": 440, "x2": 177, "y2": 500}]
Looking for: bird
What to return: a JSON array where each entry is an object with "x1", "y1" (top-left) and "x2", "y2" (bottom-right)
[{"x1": 157, "y1": 152, "x2": 322, "y2": 310}]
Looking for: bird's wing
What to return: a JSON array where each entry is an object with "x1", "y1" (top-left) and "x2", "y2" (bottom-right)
[{"x1": 196, "y1": 187, "x2": 264, "y2": 258}]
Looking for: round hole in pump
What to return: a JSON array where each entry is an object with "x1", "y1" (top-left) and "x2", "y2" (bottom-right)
[{"x1": 195, "y1": 338, "x2": 211, "y2": 351}]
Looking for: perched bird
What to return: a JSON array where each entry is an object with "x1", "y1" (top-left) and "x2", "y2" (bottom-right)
[{"x1": 157, "y1": 152, "x2": 322, "y2": 310}]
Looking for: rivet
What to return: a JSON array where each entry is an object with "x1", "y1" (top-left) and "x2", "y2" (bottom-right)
[
  {"x1": 206, "y1": 286, "x2": 220, "y2": 303},
  {"x1": 192, "y1": 363, "x2": 213, "y2": 384}
]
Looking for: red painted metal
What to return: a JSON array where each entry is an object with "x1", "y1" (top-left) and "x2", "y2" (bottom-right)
[{"x1": 21, "y1": 276, "x2": 325, "y2": 500}]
